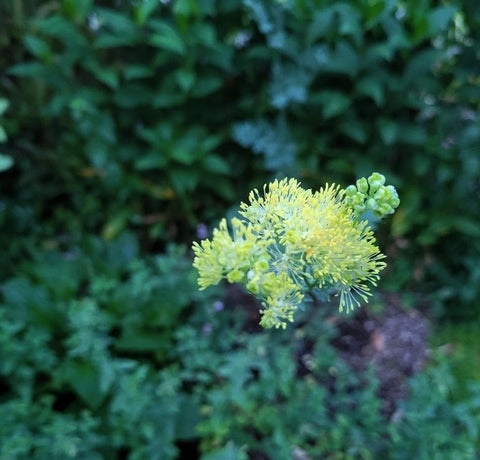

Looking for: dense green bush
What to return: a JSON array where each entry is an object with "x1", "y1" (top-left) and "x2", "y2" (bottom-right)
[
  {"x1": 0, "y1": 237, "x2": 479, "y2": 459},
  {"x1": 2, "y1": 0, "x2": 479, "y2": 316}
]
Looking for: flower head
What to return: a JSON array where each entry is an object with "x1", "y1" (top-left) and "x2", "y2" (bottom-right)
[{"x1": 193, "y1": 175, "x2": 398, "y2": 328}]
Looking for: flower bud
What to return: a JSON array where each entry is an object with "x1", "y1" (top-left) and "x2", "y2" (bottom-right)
[
  {"x1": 227, "y1": 269, "x2": 245, "y2": 283},
  {"x1": 356, "y1": 177, "x2": 369, "y2": 194},
  {"x1": 345, "y1": 185, "x2": 357, "y2": 197}
]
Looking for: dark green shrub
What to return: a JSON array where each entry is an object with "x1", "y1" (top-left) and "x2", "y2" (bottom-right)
[{"x1": 2, "y1": 0, "x2": 479, "y2": 317}]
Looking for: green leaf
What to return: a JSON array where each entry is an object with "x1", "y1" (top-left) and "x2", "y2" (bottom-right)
[
  {"x1": 96, "y1": 8, "x2": 136, "y2": 35},
  {"x1": 191, "y1": 22, "x2": 217, "y2": 47},
  {"x1": 315, "y1": 91, "x2": 350, "y2": 119},
  {"x1": 306, "y1": 7, "x2": 334, "y2": 44},
  {"x1": 149, "y1": 21, "x2": 186, "y2": 55},
  {"x1": 325, "y1": 41, "x2": 359, "y2": 77},
  {"x1": 339, "y1": 120, "x2": 367, "y2": 144},
  {"x1": 93, "y1": 33, "x2": 133, "y2": 48},
  {"x1": 64, "y1": 359, "x2": 109, "y2": 409},
  {"x1": 174, "y1": 0, "x2": 200, "y2": 18},
  {"x1": 201, "y1": 444, "x2": 248, "y2": 460},
  {"x1": 0, "y1": 126, "x2": 7, "y2": 143},
  {"x1": 427, "y1": 6, "x2": 456, "y2": 36},
  {"x1": 356, "y1": 77, "x2": 384, "y2": 106},
  {"x1": 83, "y1": 60, "x2": 119, "y2": 89},
  {"x1": 115, "y1": 330, "x2": 171, "y2": 352},
  {"x1": 61, "y1": 0, "x2": 93, "y2": 22},
  {"x1": 114, "y1": 84, "x2": 153, "y2": 108},
  {"x1": 191, "y1": 76, "x2": 223, "y2": 97},
  {"x1": 133, "y1": 0, "x2": 159, "y2": 25},
  {"x1": 202, "y1": 155, "x2": 230, "y2": 174},
  {"x1": 135, "y1": 152, "x2": 168, "y2": 170},
  {"x1": 0, "y1": 98, "x2": 9, "y2": 116},
  {"x1": 24, "y1": 35, "x2": 51, "y2": 60},
  {"x1": 452, "y1": 217, "x2": 480, "y2": 237},
  {"x1": 175, "y1": 395, "x2": 201, "y2": 440},
  {"x1": 0, "y1": 154, "x2": 13, "y2": 171},
  {"x1": 8, "y1": 62, "x2": 51, "y2": 78},
  {"x1": 175, "y1": 69, "x2": 196, "y2": 92},
  {"x1": 123, "y1": 65, "x2": 154, "y2": 80},
  {"x1": 377, "y1": 118, "x2": 398, "y2": 145}
]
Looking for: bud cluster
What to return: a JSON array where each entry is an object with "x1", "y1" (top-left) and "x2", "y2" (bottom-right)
[{"x1": 344, "y1": 172, "x2": 400, "y2": 220}]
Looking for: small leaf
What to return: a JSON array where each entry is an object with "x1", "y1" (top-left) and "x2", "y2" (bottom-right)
[
  {"x1": 8, "y1": 62, "x2": 50, "y2": 77},
  {"x1": 339, "y1": 120, "x2": 367, "y2": 144},
  {"x1": 175, "y1": 69, "x2": 196, "y2": 92},
  {"x1": 202, "y1": 155, "x2": 230, "y2": 175},
  {"x1": 377, "y1": 118, "x2": 398, "y2": 145},
  {"x1": 0, "y1": 154, "x2": 13, "y2": 172},
  {"x1": 0, "y1": 98, "x2": 9, "y2": 115},
  {"x1": 135, "y1": 152, "x2": 168, "y2": 170},
  {"x1": 133, "y1": 0, "x2": 159, "y2": 24},
  {"x1": 427, "y1": 6, "x2": 456, "y2": 36},
  {"x1": 149, "y1": 21, "x2": 186, "y2": 55},
  {"x1": 316, "y1": 91, "x2": 350, "y2": 119},
  {"x1": 0, "y1": 126, "x2": 7, "y2": 143},
  {"x1": 175, "y1": 395, "x2": 201, "y2": 440},
  {"x1": 64, "y1": 359, "x2": 109, "y2": 409},
  {"x1": 24, "y1": 35, "x2": 51, "y2": 60},
  {"x1": 356, "y1": 77, "x2": 384, "y2": 106}
]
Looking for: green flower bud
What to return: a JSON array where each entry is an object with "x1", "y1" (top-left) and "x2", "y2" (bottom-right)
[
  {"x1": 352, "y1": 192, "x2": 365, "y2": 206},
  {"x1": 391, "y1": 197, "x2": 400, "y2": 208},
  {"x1": 368, "y1": 172, "x2": 386, "y2": 192},
  {"x1": 227, "y1": 269, "x2": 245, "y2": 283},
  {"x1": 255, "y1": 258, "x2": 270, "y2": 272},
  {"x1": 345, "y1": 185, "x2": 357, "y2": 197},
  {"x1": 246, "y1": 278, "x2": 260, "y2": 294},
  {"x1": 356, "y1": 177, "x2": 369, "y2": 194},
  {"x1": 373, "y1": 187, "x2": 386, "y2": 200},
  {"x1": 366, "y1": 197, "x2": 379, "y2": 210}
]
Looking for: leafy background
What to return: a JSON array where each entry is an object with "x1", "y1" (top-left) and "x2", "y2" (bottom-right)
[{"x1": 1, "y1": 0, "x2": 480, "y2": 458}]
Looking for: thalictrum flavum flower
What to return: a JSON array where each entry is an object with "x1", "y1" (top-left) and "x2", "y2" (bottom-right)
[{"x1": 193, "y1": 173, "x2": 399, "y2": 329}]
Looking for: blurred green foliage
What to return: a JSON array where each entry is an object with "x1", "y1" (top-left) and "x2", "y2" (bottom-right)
[
  {"x1": 1, "y1": 0, "x2": 479, "y2": 316},
  {"x1": 0, "y1": 237, "x2": 479, "y2": 458},
  {"x1": 1, "y1": 0, "x2": 480, "y2": 457}
]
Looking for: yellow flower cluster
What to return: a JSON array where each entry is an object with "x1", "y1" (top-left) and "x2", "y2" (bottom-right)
[{"x1": 193, "y1": 176, "x2": 396, "y2": 329}]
